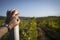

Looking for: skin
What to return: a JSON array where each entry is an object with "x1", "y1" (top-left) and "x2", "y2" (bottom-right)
[{"x1": 0, "y1": 10, "x2": 20, "y2": 39}]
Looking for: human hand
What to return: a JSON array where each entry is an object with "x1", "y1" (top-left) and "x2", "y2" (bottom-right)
[
  {"x1": 8, "y1": 16, "x2": 20, "y2": 29},
  {"x1": 5, "y1": 9, "x2": 20, "y2": 29},
  {"x1": 5, "y1": 9, "x2": 19, "y2": 24}
]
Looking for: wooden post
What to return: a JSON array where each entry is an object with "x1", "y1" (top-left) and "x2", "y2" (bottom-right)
[
  {"x1": 9, "y1": 25, "x2": 20, "y2": 40},
  {"x1": 14, "y1": 25, "x2": 20, "y2": 40}
]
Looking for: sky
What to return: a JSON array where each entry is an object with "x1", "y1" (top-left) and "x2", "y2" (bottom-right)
[{"x1": 0, "y1": 0, "x2": 60, "y2": 17}]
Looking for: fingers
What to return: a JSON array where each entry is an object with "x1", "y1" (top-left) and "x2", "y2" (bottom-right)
[
  {"x1": 10, "y1": 10, "x2": 19, "y2": 20},
  {"x1": 12, "y1": 10, "x2": 19, "y2": 17},
  {"x1": 10, "y1": 16, "x2": 20, "y2": 24},
  {"x1": 6, "y1": 9, "x2": 20, "y2": 25},
  {"x1": 7, "y1": 9, "x2": 19, "y2": 18}
]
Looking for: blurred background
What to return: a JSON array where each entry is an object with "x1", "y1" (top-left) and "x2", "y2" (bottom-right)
[{"x1": 0, "y1": 0, "x2": 60, "y2": 40}]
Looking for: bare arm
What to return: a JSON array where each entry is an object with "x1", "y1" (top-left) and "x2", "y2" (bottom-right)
[
  {"x1": 0, "y1": 17, "x2": 20, "y2": 39},
  {"x1": 0, "y1": 9, "x2": 20, "y2": 39},
  {"x1": 0, "y1": 26, "x2": 8, "y2": 38}
]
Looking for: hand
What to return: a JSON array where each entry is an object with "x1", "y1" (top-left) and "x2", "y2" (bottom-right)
[
  {"x1": 6, "y1": 9, "x2": 20, "y2": 29},
  {"x1": 5, "y1": 9, "x2": 19, "y2": 24},
  {"x1": 8, "y1": 16, "x2": 20, "y2": 29}
]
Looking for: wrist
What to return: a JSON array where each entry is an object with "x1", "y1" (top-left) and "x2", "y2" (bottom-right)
[
  {"x1": 8, "y1": 24, "x2": 13, "y2": 30},
  {"x1": 2, "y1": 23, "x2": 10, "y2": 31},
  {"x1": 8, "y1": 23, "x2": 16, "y2": 30}
]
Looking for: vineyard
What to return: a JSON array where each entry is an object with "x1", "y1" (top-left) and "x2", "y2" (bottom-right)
[{"x1": 0, "y1": 16, "x2": 60, "y2": 40}]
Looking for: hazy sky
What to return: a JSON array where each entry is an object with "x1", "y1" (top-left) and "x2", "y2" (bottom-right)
[{"x1": 0, "y1": 0, "x2": 60, "y2": 17}]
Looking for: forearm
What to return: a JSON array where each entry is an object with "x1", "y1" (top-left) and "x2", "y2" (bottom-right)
[
  {"x1": 0, "y1": 27, "x2": 8, "y2": 39},
  {"x1": 0, "y1": 23, "x2": 17, "y2": 39}
]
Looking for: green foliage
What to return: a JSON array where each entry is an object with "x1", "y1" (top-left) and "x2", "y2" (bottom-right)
[
  {"x1": 37, "y1": 16, "x2": 60, "y2": 31},
  {"x1": 0, "y1": 20, "x2": 5, "y2": 25},
  {"x1": 0, "y1": 16, "x2": 60, "y2": 40},
  {"x1": 19, "y1": 17, "x2": 37, "y2": 40},
  {"x1": 19, "y1": 20, "x2": 29, "y2": 30},
  {"x1": 27, "y1": 17, "x2": 37, "y2": 40}
]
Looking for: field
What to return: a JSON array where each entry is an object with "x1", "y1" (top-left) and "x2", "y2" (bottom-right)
[{"x1": 0, "y1": 16, "x2": 60, "y2": 40}]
